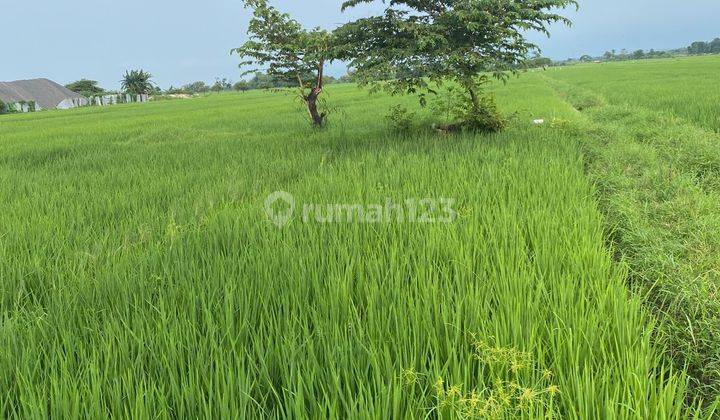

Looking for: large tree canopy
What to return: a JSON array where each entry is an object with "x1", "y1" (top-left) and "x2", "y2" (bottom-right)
[
  {"x1": 336, "y1": 0, "x2": 577, "y2": 126},
  {"x1": 65, "y1": 79, "x2": 105, "y2": 97},
  {"x1": 232, "y1": 0, "x2": 333, "y2": 126}
]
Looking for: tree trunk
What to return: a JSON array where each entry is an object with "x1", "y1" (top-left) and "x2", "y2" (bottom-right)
[
  {"x1": 305, "y1": 89, "x2": 325, "y2": 126},
  {"x1": 466, "y1": 83, "x2": 481, "y2": 115},
  {"x1": 306, "y1": 59, "x2": 326, "y2": 126},
  {"x1": 297, "y1": 59, "x2": 326, "y2": 127}
]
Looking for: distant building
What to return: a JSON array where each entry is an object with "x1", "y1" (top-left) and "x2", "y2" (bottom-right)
[{"x1": 0, "y1": 78, "x2": 88, "y2": 111}]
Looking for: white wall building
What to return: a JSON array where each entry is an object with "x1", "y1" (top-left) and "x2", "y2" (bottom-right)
[{"x1": 0, "y1": 78, "x2": 88, "y2": 111}]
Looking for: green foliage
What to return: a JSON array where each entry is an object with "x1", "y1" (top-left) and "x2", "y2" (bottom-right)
[
  {"x1": 0, "y1": 99, "x2": 6, "y2": 115},
  {"x1": 385, "y1": 104, "x2": 414, "y2": 132},
  {"x1": 233, "y1": 81, "x2": 250, "y2": 92},
  {"x1": 65, "y1": 79, "x2": 105, "y2": 97},
  {"x1": 338, "y1": 70, "x2": 357, "y2": 84},
  {"x1": 211, "y1": 78, "x2": 232, "y2": 93},
  {"x1": 232, "y1": 0, "x2": 331, "y2": 86},
  {"x1": 458, "y1": 93, "x2": 506, "y2": 133},
  {"x1": 525, "y1": 55, "x2": 555, "y2": 69},
  {"x1": 336, "y1": 0, "x2": 576, "y2": 130},
  {"x1": 428, "y1": 87, "x2": 506, "y2": 133},
  {"x1": 590, "y1": 48, "x2": 673, "y2": 63},
  {"x1": 120, "y1": 69, "x2": 155, "y2": 95},
  {"x1": 183, "y1": 81, "x2": 210, "y2": 94},
  {"x1": 247, "y1": 72, "x2": 278, "y2": 89},
  {"x1": 231, "y1": 0, "x2": 333, "y2": 125},
  {"x1": 688, "y1": 38, "x2": 720, "y2": 55}
]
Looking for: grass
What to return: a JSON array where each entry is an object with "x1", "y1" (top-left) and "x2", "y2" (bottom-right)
[
  {"x1": 0, "y1": 78, "x2": 697, "y2": 418},
  {"x1": 545, "y1": 64, "x2": 720, "y2": 409},
  {"x1": 544, "y1": 55, "x2": 720, "y2": 132}
]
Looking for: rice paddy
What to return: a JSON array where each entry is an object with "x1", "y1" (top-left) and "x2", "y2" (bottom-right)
[
  {"x1": 1, "y1": 56, "x2": 720, "y2": 418},
  {"x1": 544, "y1": 55, "x2": 720, "y2": 132}
]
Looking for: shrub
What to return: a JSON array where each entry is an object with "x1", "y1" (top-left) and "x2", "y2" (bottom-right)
[
  {"x1": 431, "y1": 88, "x2": 506, "y2": 134},
  {"x1": 460, "y1": 94, "x2": 507, "y2": 133},
  {"x1": 0, "y1": 99, "x2": 6, "y2": 115},
  {"x1": 385, "y1": 105, "x2": 415, "y2": 132}
]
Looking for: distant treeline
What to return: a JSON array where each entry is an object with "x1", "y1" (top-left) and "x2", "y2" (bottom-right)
[
  {"x1": 561, "y1": 37, "x2": 720, "y2": 65},
  {"x1": 687, "y1": 38, "x2": 720, "y2": 55},
  {"x1": 165, "y1": 72, "x2": 357, "y2": 95}
]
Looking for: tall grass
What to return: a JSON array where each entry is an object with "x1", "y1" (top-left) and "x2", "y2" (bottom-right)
[
  {"x1": 545, "y1": 75, "x2": 720, "y2": 411},
  {"x1": 0, "y1": 79, "x2": 690, "y2": 417}
]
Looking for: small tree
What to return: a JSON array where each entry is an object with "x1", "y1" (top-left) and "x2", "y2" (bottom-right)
[
  {"x1": 66, "y1": 79, "x2": 105, "y2": 97},
  {"x1": 233, "y1": 81, "x2": 250, "y2": 92},
  {"x1": 184, "y1": 81, "x2": 210, "y2": 94},
  {"x1": 232, "y1": 0, "x2": 333, "y2": 126},
  {"x1": 121, "y1": 70, "x2": 155, "y2": 95},
  {"x1": 212, "y1": 78, "x2": 232, "y2": 93},
  {"x1": 337, "y1": 0, "x2": 576, "y2": 130}
]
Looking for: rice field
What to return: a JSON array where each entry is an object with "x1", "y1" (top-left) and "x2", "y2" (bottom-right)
[
  {"x1": 545, "y1": 55, "x2": 720, "y2": 132},
  {"x1": 1, "y1": 59, "x2": 719, "y2": 418}
]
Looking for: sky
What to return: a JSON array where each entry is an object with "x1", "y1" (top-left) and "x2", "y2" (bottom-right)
[{"x1": 1, "y1": 0, "x2": 719, "y2": 90}]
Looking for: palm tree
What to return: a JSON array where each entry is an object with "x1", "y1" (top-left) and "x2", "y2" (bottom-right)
[{"x1": 121, "y1": 70, "x2": 155, "y2": 95}]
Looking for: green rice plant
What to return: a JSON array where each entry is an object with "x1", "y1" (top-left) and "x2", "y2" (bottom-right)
[
  {"x1": 545, "y1": 55, "x2": 720, "y2": 132},
  {"x1": 0, "y1": 78, "x2": 693, "y2": 418}
]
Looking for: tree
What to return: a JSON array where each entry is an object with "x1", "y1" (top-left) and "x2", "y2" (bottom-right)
[
  {"x1": 526, "y1": 55, "x2": 554, "y2": 69},
  {"x1": 212, "y1": 78, "x2": 232, "y2": 93},
  {"x1": 66, "y1": 79, "x2": 105, "y2": 97},
  {"x1": 711, "y1": 38, "x2": 720, "y2": 54},
  {"x1": 688, "y1": 41, "x2": 708, "y2": 55},
  {"x1": 166, "y1": 86, "x2": 183, "y2": 94},
  {"x1": 183, "y1": 81, "x2": 210, "y2": 94},
  {"x1": 232, "y1": 0, "x2": 333, "y2": 126},
  {"x1": 248, "y1": 73, "x2": 274, "y2": 89},
  {"x1": 632, "y1": 49, "x2": 645, "y2": 60},
  {"x1": 121, "y1": 70, "x2": 155, "y2": 95},
  {"x1": 579, "y1": 55, "x2": 593, "y2": 62},
  {"x1": 338, "y1": 70, "x2": 357, "y2": 83},
  {"x1": 233, "y1": 81, "x2": 251, "y2": 92},
  {"x1": 336, "y1": 0, "x2": 577, "y2": 130}
]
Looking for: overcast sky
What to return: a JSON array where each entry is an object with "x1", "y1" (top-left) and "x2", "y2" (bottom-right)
[{"x1": 1, "y1": 0, "x2": 719, "y2": 90}]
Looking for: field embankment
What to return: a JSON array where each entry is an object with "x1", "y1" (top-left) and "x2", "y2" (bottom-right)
[{"x1": 545, "y1": 59, "x2": 720, "y2": 410}]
